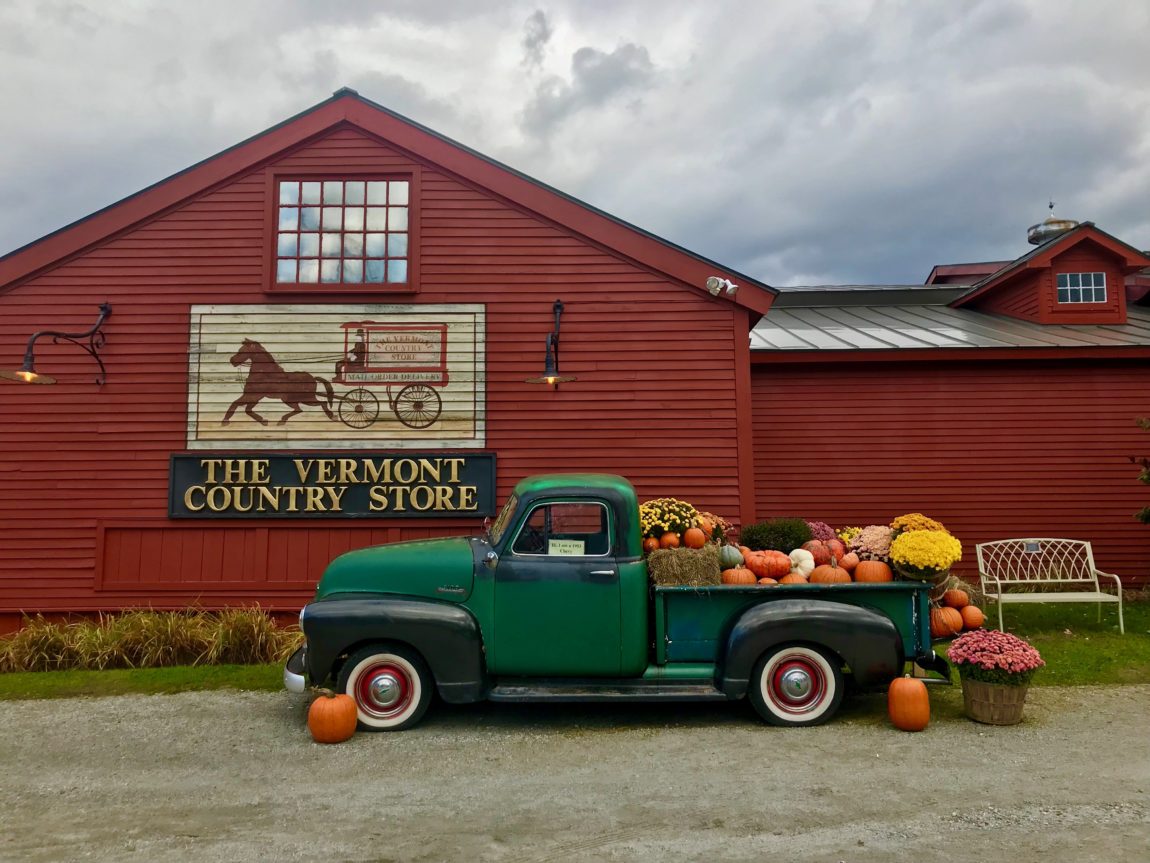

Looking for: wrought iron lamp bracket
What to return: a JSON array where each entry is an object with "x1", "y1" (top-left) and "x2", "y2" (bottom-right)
[{"x1": 24, "y1": 302, "x2": 113, "y2": 384}]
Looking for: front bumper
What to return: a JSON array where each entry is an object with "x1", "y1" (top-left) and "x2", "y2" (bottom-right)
[{"x1": 283, "y1": 644, "x2": 307, "y2": 694}]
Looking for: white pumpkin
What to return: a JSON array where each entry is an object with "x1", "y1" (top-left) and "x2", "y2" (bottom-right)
[{"x1": 788, "y1": 548, "x2": 816, "y2": 577}]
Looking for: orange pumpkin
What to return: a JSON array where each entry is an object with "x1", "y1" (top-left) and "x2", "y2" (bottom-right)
[
  {"x1": 642, "y1": 537, "x2": 660, "y2": 555},
  {"x1": 738, "y1": 545, "x2": 752, "y2": 558},
  {"x1": 854, "y1": 561, "x2": 893, "y2": 583},
  {"x1": 779, "y1": 572, "x2": 809, "y2": 584},
  {"x1": 757, "y1": 577, "x2": 778, "y2": 585},
  {"x1": 960, "y1": 604, "x2": 985, "y2": 630},
  {"x1": 308, "y1": 690, "x2": 358, "y2": 744},
  {"x1": 825, "y1": 538, "x2": 847, "y2": 561},
  {"x1": 683, "y1": 527, "x2": 707, "y2": 549},
  {"x1": 930, "y1": 606, "x2": 964, "y2": 638},
  {"x1": 659, "y1": 532, "x2": 681, "y2": 549},
  {"x1": 801, "y1": 540, "x2": 832, "y2": 566},
  {"x1": 696, "y1": 518, "x2": 714, "y2": 540},
  {"x1": 838, "y1": 552, "x2": 860, "y2": 572},
  {"x1": 887, "y1": 676, "x2": 930, "y2": 732},
  {"x1": 809, "y1": 562, "x2": 852, "y2": 584},
  {"x1": 943, "y1": 588, "x2": 970, "y2": 609},
  {"x1": 760, "y1": 550, "x2": 792, "y2": 579},
  {"x1": 721, "y1": 567, "x2": 757, "y2": 585}
]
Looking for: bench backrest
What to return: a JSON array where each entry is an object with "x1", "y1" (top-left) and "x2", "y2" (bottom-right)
[{"x1": 975, "y1": 538, "x2": 1098, "y2": 586}]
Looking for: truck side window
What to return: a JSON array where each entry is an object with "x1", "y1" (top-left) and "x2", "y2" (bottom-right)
[{"x1": 511, "y1": 502, "x2": 611, "y2": 556}]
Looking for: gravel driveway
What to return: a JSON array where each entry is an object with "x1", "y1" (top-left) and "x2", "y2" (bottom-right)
[{"x1": 2, "y1": 684, "x2": 1148, "y2": 862}]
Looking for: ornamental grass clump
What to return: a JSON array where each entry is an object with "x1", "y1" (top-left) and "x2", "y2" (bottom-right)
[
  {"x1": 639, "y1": 497, "x2": 699, "y2": 538},
  {"x1": 889, "y1": 529, "x2": 963, "y2": 580},
  {"x1": 947, "y1": 629, "x2": 1045, "y2": 686},
  {"x1": 848, "y1": 524, "x2": 893, "y2": 562}
]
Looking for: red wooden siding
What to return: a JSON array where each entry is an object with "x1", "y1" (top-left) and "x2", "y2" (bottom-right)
[
  {"x1": 752, "y1": 359, "x2": 1150, "y2": 587},
  {"x1": 0, "y1": 127, "x2": 746, "y2": 614},
  {"x1": 971, "y1": 270, "x2": 1041, "y2": 321},
  {"x1": 1040, "y1": 242, "x2": 1127, "y2": 324}
]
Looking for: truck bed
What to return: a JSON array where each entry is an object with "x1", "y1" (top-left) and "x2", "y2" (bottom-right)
[{"x1": 653, "y1": 582, "x2": 933, "y2": 665}]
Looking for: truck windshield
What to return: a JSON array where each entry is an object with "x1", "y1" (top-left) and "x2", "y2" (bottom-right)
[{"x1": 488, "y1": 494, "x2": 519, "y2": 545}]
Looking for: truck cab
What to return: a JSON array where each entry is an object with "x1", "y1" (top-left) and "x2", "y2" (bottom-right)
[{"x1": 286, "y1": 474, "x2": 945, "y2": 730}]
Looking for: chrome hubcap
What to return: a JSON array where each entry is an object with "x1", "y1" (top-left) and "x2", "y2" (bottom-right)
[
  {"x1": 369, "y1": 672, "x2": 402, "y2": 708},
  {"x1": 779, "y1": 667, "x2": 813, "y2": 702}
]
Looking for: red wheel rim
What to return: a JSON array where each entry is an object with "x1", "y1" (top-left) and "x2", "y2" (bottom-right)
[
  {"x1": 767, "y1": 655, "x2": 827, "y2": 715},
  {"x1": 355, "y1": 660, "x2": 415, "y2": 721}
]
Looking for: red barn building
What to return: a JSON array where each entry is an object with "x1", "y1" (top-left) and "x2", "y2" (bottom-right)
[{"x1": 1, "y1": 91, "x2": 1148, "y2": 628}]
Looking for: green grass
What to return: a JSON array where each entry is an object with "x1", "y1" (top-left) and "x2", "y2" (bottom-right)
[
  {"x1": 943, "y1": 600, "x2": 1150, "y2": 686},
  {"x1": 0, "y1": 663, "x2": 284, "y2": 700}
]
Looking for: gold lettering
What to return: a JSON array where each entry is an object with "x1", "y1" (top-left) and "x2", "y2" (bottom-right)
[
  {"x1": 184, "y1": 485, "x2": 207, "y2": 512},
  {"x1": 206, "y1": 485, "x2": 231, "y2": 512},
  {"x1": 418, "y1": 458, "x2": 441, "y2": 483},
  {"x1": 393, "y1": 459, "x2": 417, "y2": 484},
  {"x1": 231, "y1": 486, "x2": 254, "y2": 513},
  {"x1": 282, "y1": 486, "x2": 303, "y2": 512},
  {"x1": 325, "y1": 487, "x2": 346, "y2": 511},
  {"x1": 459, "y1": 486, "x2": 478, "y2": 511},
  {"x1": 363, "y1": 459, "x2": 390, "y2": 484},
  {"x1": 200, "y1": 459, "x2": 224, "y2": 484},
  {"x1": 256, "y1": 486, "x2": 280, "y2": 512},
  {"x1": 338, "y1": 458, "x2": 359, "y2": 484},
  {"x1": 221, "y1": 459, "x2": 246, "y2": 484},
  {"x1": 316, "y1": 460, "x2": 336, "y2": 484},
  {"x1": 434, "y1": 485, "x2": 456, "y2": 511},
  {"x1": 444, "y1": 458, "x2": 466, "y2": 484},
  {"x1": 391, "y1": 485, "x2": 409, "y2": 511},
  {"x1": 251, "y1": 460, "x2": 271, "y2": 485},
  {"x1": 368, "y1": 485, "x2": 389, "y2": 511},
  {"x1": 292, "y1": 459, "x2": 314, "y2": 483},
  {"x1": 304, "y1": 486, "x2": 326, "y2": 511},
  {"x1": 409, "y1": 485, "x2": 434, "y2": 511}
]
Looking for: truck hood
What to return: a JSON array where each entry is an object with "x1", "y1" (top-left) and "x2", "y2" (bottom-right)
[{"x1": 314, "y1": 536, "x2": 479, "y2": 602}]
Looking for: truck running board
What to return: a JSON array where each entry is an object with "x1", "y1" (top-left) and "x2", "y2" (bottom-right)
[{"x1": 488, "y1": 681, "x2": 728, "y2": 702}]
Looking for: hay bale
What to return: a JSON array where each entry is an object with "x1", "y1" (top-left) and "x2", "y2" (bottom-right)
[{"x1": 647, "y1": 543, "x2": 721, "y2": 587}]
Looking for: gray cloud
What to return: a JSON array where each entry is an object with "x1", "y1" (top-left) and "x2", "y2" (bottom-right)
[
  {"x1": 522, "y1": 9, "x2": 553, "y2": 68},
  {"x1": 520, "y1": 43, "x2": 654, "y2": 137}
]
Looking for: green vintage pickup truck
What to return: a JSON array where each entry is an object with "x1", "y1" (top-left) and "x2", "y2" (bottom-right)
[{"x1": 285, "y1": 473, "x2": 947, "y2": 730}]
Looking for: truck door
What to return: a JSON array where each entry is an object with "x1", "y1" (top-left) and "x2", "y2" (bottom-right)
[{"x1": 492, "y1": 499, "x2": 622, "y2": 676}]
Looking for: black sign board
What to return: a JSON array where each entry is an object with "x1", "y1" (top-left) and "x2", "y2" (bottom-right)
[{"x1": 169, "y1": 452, "x2": 496, "y2": 519}]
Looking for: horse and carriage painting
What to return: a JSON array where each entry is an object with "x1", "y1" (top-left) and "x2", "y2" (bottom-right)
[{"x1": 187, "y1": 305, "x2": 484, "y2": 449}]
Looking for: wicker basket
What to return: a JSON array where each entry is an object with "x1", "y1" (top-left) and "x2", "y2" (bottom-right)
[{"x1": 961, "y1": 677, "x2": 1029, "y2": 725}]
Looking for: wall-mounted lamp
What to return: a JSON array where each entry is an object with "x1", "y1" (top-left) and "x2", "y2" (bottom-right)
[
  {"x1": 0, "y1": 303, "x2": 113, "y2": 385},
  {"x1": 705, "y1": 276, "x2": 739, "y2": 297},
  {"x1": 524, "y1": 299, "x2": 576, "y2": 389}
]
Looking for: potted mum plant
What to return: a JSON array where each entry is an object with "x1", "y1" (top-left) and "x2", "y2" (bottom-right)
[
  {"x1": 947, "y1": 629, "x2": 1045, "y2": 725},
  {"x1": 888, "y1": 526, "x2": 963, "y2": 598}
]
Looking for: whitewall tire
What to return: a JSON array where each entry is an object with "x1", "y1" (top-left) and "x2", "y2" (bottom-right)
[
  {"x1": 337, "y1": 644, "x2": 433, "y2": 731},
  {"x1": 748, "y1": 644, "x2": 845, "y2": 727}
]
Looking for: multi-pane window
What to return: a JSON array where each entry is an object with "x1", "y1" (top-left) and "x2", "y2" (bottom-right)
[
  {"x1": 1056, "y1": 272, "x2": 1106, "y2": 304},
  {"x1": 275, "y1": 179, "x2": 409, "y2": 285}
]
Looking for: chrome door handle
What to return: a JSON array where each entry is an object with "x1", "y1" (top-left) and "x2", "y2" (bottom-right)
[{"x1": 589, "y1": 570, "x2": 616, "y2": 575}]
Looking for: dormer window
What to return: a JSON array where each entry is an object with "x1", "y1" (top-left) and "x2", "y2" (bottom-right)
[
  {"x1": 1056, "y1": 272, "x2": 1106, "y2": 304},
  {"x1": 274, "y1": 178, "x2": 411, "y2": 287}
]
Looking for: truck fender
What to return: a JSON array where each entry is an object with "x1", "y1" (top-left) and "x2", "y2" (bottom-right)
[
  {"x1": 719, "y1": 598, "x2": 903, "y2": 698},
  {"x1": 302, "y1": 596, "x2": 486, "y2": 704}
]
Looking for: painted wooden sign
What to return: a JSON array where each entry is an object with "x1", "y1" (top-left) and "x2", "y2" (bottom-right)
[
  {"x1": 169, "y1": 453, "x2": 497, "y2": 518},
  {"x1": 187, "y1": 304, "x2": 485, "y2": 449}
]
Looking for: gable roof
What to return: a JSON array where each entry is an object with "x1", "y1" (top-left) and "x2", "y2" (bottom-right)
[
  {"x1": 950, "y1": 223, "x2": 1150, "y2": 308},
  {"x1": 0, "y1": 88, "x2": 774, "y2": 314}
]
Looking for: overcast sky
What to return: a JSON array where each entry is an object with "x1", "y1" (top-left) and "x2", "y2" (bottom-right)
[{"x1": 2, "y1": 0, "x2": 1148, "y2": 285}]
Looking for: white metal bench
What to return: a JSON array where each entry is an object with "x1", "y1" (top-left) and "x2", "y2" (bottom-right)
[{"x1": 975, "y1": 538, "x2": 1124, "y2": 634}]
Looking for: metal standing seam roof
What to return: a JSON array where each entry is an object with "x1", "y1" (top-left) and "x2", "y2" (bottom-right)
[{"x1": 750, "y1": 304, "x2": 1150, "y2": 351}]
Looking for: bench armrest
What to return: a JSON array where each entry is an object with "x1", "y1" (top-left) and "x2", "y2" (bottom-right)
[
  {"x1": 1095, "y1": 570, "x2": 1123, "y2": 596},
  {"x1": 979, "y1": 571, "x2": 1004, "y2": 596}
]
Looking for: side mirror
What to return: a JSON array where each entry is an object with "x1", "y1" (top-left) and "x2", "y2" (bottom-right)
[{"x1": 484, "y1": 550, "x2": 498, "y2": 569}]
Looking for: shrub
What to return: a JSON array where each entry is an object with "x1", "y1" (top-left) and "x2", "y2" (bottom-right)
[{"x1": 739, "y1": 517, "x2": 813, "y2": 553}]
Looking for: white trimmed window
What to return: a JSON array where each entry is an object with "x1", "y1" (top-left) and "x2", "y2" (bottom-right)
[
  {"x1": 275, "y1": 179, "x2": 410, "y2": 285},
  {"x1": 1056, "y1": 272, "x2": 1106, "y2": 304}
]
